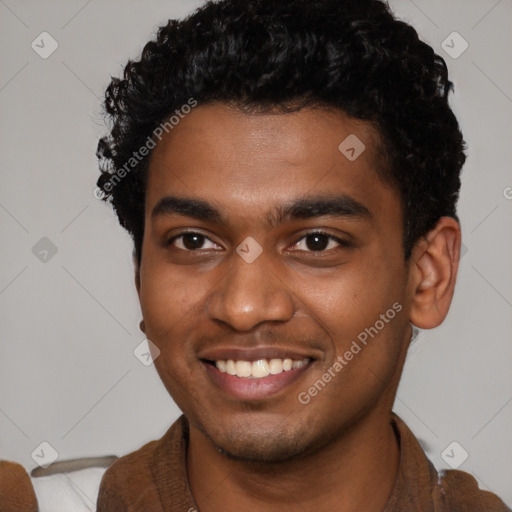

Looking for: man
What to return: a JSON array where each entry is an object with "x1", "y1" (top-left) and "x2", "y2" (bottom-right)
[{"x1": 94, "y1": 0, "x2": 511, "y2": 510}]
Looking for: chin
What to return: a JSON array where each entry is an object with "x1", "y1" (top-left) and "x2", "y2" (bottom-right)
[{"x1": 195, "y1": 417, "x2": 322, "y2": 464}]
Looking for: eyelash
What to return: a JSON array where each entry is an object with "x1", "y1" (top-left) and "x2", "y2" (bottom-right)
[
  {"x1": 291, "y1": 230, "x2": 350, "y2": 252},
  {"x1": 166, "y1": 230, "x2": 350, "y2": 253}
]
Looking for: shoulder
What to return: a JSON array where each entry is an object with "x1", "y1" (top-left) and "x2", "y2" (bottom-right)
[
  {"x1": 96, "y1": 416, "x2": 187, "y2": 512},
  {"x1": 389, "y1": 414, "x2": 510, "y2": 512},
  {"x1": 96, "y1": 437, "x2": 161, "y2": 511},
  {"x1": 0, "y1": 460, "x2": 38, "y2": 512},
  {"x1": 434, "y1": 469, "x2": 511, "y2": 512}
]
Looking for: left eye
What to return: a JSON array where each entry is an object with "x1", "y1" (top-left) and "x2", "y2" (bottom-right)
[{"x1": 291, "y1": 232, "x2": 347, "y2": 252}]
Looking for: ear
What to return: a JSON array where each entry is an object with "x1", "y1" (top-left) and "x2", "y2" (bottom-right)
[
  {"x1": 408, "y1": 217, "x2": 461, "y2": 329},
  {"x1": 133, "y1": 252, "x2": 147, "y2": 334},
  {"x1": 133, "y1": 251, "x2": 141, "y2": 298}
]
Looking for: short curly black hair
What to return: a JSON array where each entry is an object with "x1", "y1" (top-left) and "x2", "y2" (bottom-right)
[{"x1": 96, "y1": 0, "x2": 466, "y2": 265}]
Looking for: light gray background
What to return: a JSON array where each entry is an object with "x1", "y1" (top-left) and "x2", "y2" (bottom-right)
[{"x1": 1, "y1": 0, "x2": 511, "y2": 506}]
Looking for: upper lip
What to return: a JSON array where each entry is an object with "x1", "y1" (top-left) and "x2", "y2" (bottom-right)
[{"x1": 198, "y1": 346, "x2": 319, "y2": 362}]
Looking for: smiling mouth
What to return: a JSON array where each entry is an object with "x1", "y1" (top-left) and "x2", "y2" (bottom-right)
[
  {"x1": 201, "y1": 356, "x2": 314, "y2": 400},
  {"x1": 208, "y1": 358, "x2": 310, "y2": 379}
]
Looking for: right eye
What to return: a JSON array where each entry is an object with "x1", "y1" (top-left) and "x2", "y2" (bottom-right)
[{"x1": 166, "y1": 232, "x2": 222, "y2": 252}]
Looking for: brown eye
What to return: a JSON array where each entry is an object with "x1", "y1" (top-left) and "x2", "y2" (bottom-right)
[
  {"x1": 292, "y1": 232, "x2": 348, "y2": 252},
  {"x1": 182, "y1": 233, "x2": 206, "y2": 250},
  {"x1": 167, "y1": 232, "x2": 221, "y2": 251},
  {"x1": 304, "y1": 233, "x2": 330, "y2": 251}
]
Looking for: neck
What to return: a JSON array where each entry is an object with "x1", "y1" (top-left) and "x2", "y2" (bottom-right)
[{"x1": 187, "y1": 405, "x2": 400, "y2": 512}]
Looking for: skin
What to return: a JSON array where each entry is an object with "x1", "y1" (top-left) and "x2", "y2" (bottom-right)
[{"x1": 135, "y1": 103, "x2": 461, "y2": 511}]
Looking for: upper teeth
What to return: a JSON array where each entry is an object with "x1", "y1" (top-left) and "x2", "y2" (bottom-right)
[{"x1": 215, "y1": 358, "x2": 309, "y2": 378}]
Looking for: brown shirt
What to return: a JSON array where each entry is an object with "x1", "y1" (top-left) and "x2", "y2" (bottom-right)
[
  {"x1": 96, "y1": 414, "x2": 511, "y2": 512},
  {"x1": 0, "y1": 461, "x2": 38, "y2": 512}
]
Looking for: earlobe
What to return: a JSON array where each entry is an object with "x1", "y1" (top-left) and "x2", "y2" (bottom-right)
[{"x1": 409, "y1": 217, "x2": 461, "y2": 329}]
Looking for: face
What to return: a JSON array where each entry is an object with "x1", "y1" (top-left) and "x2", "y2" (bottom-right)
[{"x1": 137, "y1": 103, "x2": 414, "y2": 463}]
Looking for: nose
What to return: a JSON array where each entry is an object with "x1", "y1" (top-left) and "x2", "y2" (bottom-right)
[{"x1": 206, "y1": 253, "x2": 295, "y2": 331}]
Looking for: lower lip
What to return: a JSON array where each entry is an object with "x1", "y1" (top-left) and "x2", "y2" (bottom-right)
[{"x1": 203, "y1": 361, "x2": 312, "y2": 401}]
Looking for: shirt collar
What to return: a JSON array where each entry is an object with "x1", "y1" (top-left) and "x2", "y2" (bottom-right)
[{"x1": 150, "y1": 413, "x2": 439, "y2": 512}]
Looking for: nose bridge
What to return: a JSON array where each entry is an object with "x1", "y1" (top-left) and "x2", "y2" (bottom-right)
[{"x1": 206, "y1": 251, "x2": 295, "y2": 331}]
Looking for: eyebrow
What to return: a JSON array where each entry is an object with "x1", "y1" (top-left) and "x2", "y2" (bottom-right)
[{"x1": 151, "y1": 194, "x2": 372, "y2": 227}]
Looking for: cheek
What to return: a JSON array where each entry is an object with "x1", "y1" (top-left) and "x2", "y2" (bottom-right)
[
  {"x1": 140, "y1": 266, "x2": 203, "y2": 395},
  {"x1": 138, "y1": 259, "x2": 207, "y2": 342},
  {"x1": 298, "y1": 258, "x2": 403, "y2": 338}
]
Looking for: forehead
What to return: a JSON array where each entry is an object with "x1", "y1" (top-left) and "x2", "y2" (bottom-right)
[{"x1": 145, "y1": 103, "x2": 399, "y2": 222}]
